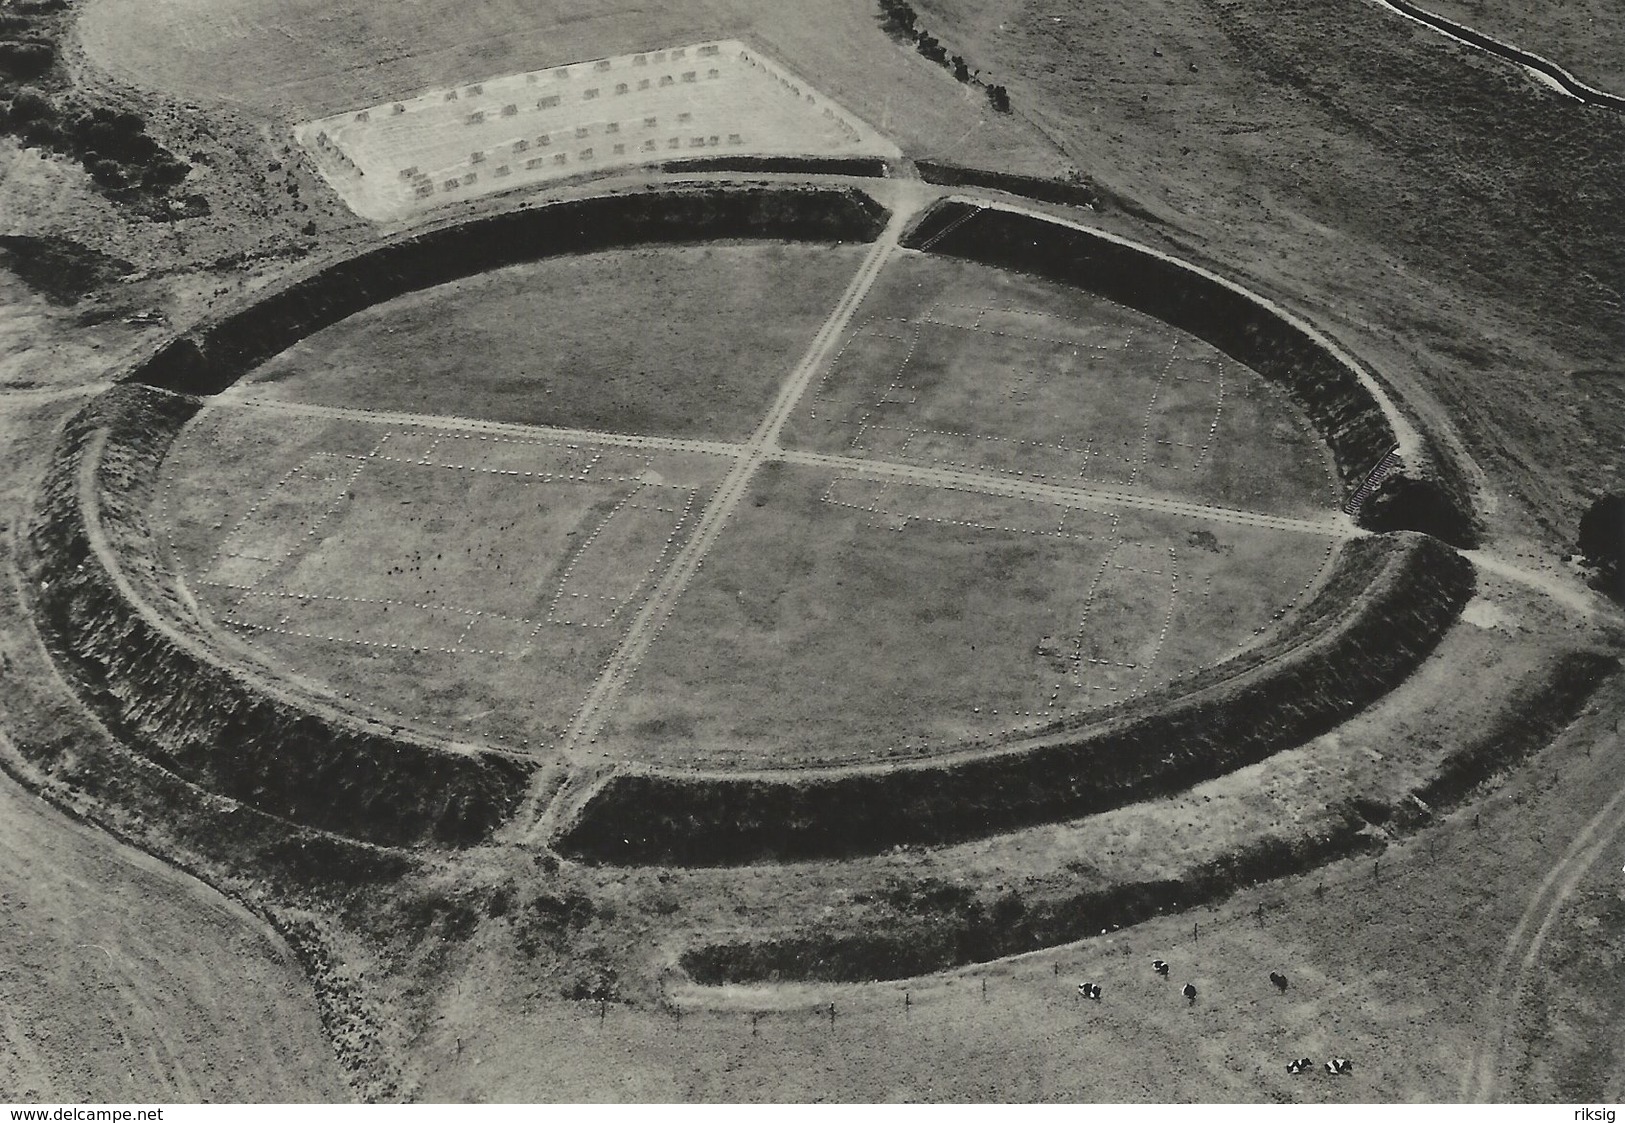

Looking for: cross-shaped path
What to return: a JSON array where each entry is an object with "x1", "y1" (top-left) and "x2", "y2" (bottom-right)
[{"x1": 206, "y1": 202, "x2": 1367, "y2": 840}]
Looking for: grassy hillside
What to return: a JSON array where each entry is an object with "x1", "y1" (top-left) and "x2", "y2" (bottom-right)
[{"x1": 915, "y1": 0, "x2": 1624, "y2": 546}]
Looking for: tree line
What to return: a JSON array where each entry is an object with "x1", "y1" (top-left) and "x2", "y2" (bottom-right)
[{"x1": 878, "y1": 0, "x2": 1010, "y2": 113}]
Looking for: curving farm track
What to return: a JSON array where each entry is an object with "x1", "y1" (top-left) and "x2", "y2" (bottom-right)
[{"x1": 1464, "y1": 776, "x2": 1625, "y2": 1101}]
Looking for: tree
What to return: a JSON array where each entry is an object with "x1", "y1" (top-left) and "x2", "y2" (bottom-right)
[
  {"x1": 1578, "y1": 492, "x2": 1625, "y2": 598},
  {"x1": 987, "y1": 84, "x2": 1011, "y2": 112},
  {"x1": 878, "y1": 0, "x2": 917, "y2": 39},
  {"x1": 951, "y1": 54, "x2": 970, "y2": 83}
]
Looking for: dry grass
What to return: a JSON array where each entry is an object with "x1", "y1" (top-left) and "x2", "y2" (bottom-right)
[
  {"x1": 27, "y1": 0, "x2": 1625, "y2": 1104},
  {"x1": 77, "y1": 0, "x2": 1057, "y2": 175},
  {"x1": 914, "y1": 0, "x2": 1625, "y2": 543},
  {"x1": 162, "y1": 236, "x2": 1343, "y2": 771}
]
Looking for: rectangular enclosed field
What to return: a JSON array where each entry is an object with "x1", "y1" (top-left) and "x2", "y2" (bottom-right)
[{"x1": 294, "y1": 39, "x2": 900, "y2": 220}]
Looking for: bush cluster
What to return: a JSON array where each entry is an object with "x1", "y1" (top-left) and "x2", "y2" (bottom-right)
[
  {"x1": 877, "y1": 0, "x2": 1010, "y2": 112},
  {"x1": 0, "y1": 6, "x2": 191, "y2": 207}
]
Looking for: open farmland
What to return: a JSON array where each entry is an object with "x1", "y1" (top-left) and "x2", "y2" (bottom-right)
[{"x1": 296, "y1": 40, "x2": 900, "y2": 221}]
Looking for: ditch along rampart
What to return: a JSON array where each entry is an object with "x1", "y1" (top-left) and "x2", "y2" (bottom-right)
[
  {"x1": 559, "y1": 532, "x2": 1476, "y2": 866},
  {"x1": 902, "y1": 199, "x2": 1479, "y2": 545},
  {"x1": 913, "y1": 161, "x2": 1101, "y2": 210},
  {"x1": 655, "y1": 155, "x2": 891, "y2": 178},
  {"x1": 679, "y1": 649, "x2": 1617, "y2": 982},
  {"x1": 23, "y1": 386, "x2": 535, "y2": 848}
]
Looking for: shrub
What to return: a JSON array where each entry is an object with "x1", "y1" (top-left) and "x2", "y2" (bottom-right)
[
  {"x1": 18, "y1": 114, "x2": 58, "y2": 146},
  {"x1": 916, "y1": 34, "x2": 948, "y2": 65},
  {"x1": 87, "y1": 157, "x2": 124, "y2": 187},
  {"x1": 6, "y1": 84, "x2": 53, "y2": 123},
  {"x1": 139, "y1": 157, "x2": 189, "y2": 191}
]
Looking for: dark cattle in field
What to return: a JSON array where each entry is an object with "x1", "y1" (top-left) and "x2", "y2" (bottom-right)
[
  {"x1": 1182, "y1": 982, "x2": 1197, "y2": 1003},
  {"x1": 1152, "y1": 959, "x2": 1170, "y2": 976},
  {"x1": 1077, "y1": 982, "x2": 1102, "y2": 1000},
  {"x1": 1325, "y1": 1057, "x2": 1352, "y2": 1075},
  {"x1": 1269, "y1": 971, "x2": 1288, "y2": 991}
]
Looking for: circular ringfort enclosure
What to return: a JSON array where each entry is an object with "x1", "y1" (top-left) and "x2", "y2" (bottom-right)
[{"x1": 28, "y1": 180, "x2": 1474, "y2": 863}]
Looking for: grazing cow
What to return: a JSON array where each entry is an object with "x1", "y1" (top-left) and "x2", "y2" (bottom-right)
[
  {"x1": 1182, "y1": 982, "x2": 1197, "y2": 1003},
  {"x1": 1269, "y1": 971, "x2": 1289, "y2": 992},
  {"x1": 1152, "y1": 959, "x2": 1170, "y2": 977},
  {"x1": 1077, "y1": 982, "x2": 1102, "y2": 1001},
  {"x1": 1325, "y1": 1057, "x2": 1352, "y2": 1075},
  {"x1": 1287, "y1": 1056, "x2": 1312, "y2": 1074}
]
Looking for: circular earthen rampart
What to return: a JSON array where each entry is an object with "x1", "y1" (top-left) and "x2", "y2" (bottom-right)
[{"x1": 27, "y1": 179, "x2": 1475, "y2": 860}]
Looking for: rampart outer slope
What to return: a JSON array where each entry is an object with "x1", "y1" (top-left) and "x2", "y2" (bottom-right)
[
  {"x1": 24, "y1": 386, "x2": 536, "y2": 848},
  {"x1": 558, "y1": 532, "x2": 1475, "y2": 865}
]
